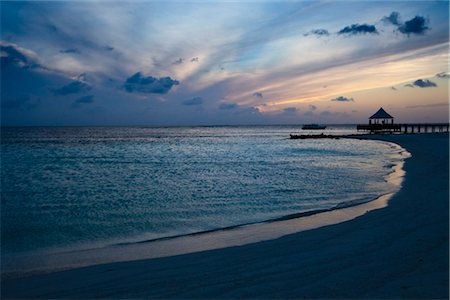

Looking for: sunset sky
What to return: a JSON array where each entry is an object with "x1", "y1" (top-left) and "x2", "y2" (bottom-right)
[{"x1": 1, "y1": 1, "x2": 449, "y2": 126}]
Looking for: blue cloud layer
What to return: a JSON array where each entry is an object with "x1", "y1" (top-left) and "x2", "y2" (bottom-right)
[
  {"x1": 0, "y1": 1, "x2": 448, "y2": 125},
  {"x1": 338, "y1": 24, "x2": 378, "y2": 35},
  {"x1": 331, "y1": 96, "x2": 354, "y2": 102},
  {"x1": 124, "y1": 73, "x2": 179, "y2": 94}
]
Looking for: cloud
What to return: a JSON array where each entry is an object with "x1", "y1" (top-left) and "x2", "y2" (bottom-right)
[
  {"x1": 308, "y1": 104, "x2": 317, "y2": 111},
  {"x1": 303, "y1": 29, "x2": 330, "y2": 37},
  {"x1": 104, "y1": 45, "x2": 114, "y2": 51},
  {"x1": 436, "y1": 72, "x2": 450, "y2": 79},
  {"x1": 412, "y1": 79, "x2": 437, "y2": 88},
  {"x1": 173, "y1": 58, "x2": 184, "y2": 65},
  {"x1": 124, "y1": 72, "x2": 179, "y2": 94},
  {"x1": 75, "y1": 95, "x2": 94, "y2": 103},
  {"x1": 404, "y1": 83, "x2": 414, "y2": 88},
  {"x1": 53, "y1": 80, "x2": 91, "y2": 95},
  {"x1": 72, "y1": 95, "x2": 94, "y2": 108},
  {"x1": 253, "y1": 92, "x2": 263, "y2": 98},
  {"x1": 331, "y1": 96, "x2": 354, "y2": 102},
  {"x1": 1, "y1": 95, "x2": 40, "y2": 110},
  {"x1": 405, "y1": 102, "x2": 449, "y2": 109},
  {"x1": 219, "y1": 102, "x2": 238, "y2": 110},
  {"x1": 59, "y1": 48, "x2": 80, "y2": 54},
  {"x1": 382, "y1": 12, "x2": 401, "y2": 26},
  {"x1": 391, "y1": 86, "x2": 397, "y2": 91},
  {"x1": 337, "y1": 24, "x2": 378, "y2": 35},
  {"x1": 0, "y1": 41, "x2": 42, "y2": 69},
  {"x1": 76, "y1": 73, "x2": 92, "y2": 82},
  {"x1": 382, "y1": 12, "x2": 429, "y2": 36},
  {"x1": 283, "y1": 107, "x2": 297, "y2": 113},
  {"x1": 245, "y1": 106, "x2": 260, "y2": 114},
  {"x1": 190, "y1": 57, "x2": 199, "y2": 62},
  {"x1": 182, "y1": 96, "x2": 203, "y2": 106},
  {"x1": 398, "y1": 16, "x2": 429, "y2": 35}
]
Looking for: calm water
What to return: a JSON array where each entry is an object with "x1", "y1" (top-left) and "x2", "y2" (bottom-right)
[{"x1": 1, "y1": 126, "x2": 404, "y2": 258}]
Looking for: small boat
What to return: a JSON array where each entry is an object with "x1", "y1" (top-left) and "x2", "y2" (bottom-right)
[
  {"x1": 290, "y1": 133, "x2": 339, "y2": 139},
  {"x1": 302, "y1": 124, "x2": 327, "y2": 130}
]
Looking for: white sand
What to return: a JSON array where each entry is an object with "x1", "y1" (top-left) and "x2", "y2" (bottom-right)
[{"x1": 2, "y1": 133, "x2": 448, "y2": 299}]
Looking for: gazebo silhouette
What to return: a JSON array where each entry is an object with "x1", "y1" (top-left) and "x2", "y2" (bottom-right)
[
  {"x1": 369, "y1": 107, "x2": 394, "y2": 125},
  {"x1": 357, "y1": 107, "x2": 401, "y2": 133}
]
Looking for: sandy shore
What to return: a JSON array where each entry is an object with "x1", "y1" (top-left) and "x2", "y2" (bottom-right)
[{"x1": 2, "y1": 133, "x2": 448, "y2": 299}]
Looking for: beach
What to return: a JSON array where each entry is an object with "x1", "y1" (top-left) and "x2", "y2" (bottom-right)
[{"x1": 2, "y1": 133, "x2": 448, "y2": 299}]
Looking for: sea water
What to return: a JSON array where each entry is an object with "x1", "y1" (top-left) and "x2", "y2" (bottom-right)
[{"x1": 1, "y1": 126, "x2": 404, "y2": 261}]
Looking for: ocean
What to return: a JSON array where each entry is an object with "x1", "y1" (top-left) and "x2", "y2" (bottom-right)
[{"x1": 1, "y1": 126, "x2": 406, "y2": 270}]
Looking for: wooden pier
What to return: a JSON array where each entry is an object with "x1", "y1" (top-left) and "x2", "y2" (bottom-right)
[{"x1": 357, "y1": 123, "x2": 449, "y2": 134}]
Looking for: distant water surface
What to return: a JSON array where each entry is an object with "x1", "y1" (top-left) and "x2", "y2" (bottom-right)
[{"x1": 1, "y1": 126, "x2": 404, "y2": 258}]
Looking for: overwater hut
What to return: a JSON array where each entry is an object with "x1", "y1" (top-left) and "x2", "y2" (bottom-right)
[
  {"x1": 369, "y1": 107, "x2": 394, "y2": 125},
  {"x1": 357, "y1": 107, "x2": 450, "y2": 134},
  {"x1": 357, "y1": 107, "x2": 401, "y2": 133}
]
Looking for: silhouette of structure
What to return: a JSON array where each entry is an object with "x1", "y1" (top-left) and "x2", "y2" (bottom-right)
[
  {"x1": 357, "y1": 107, "x2": 449, "y2": 133},
  {"x1": 369, "y1": 107, "x2": 394, "y2": 125},
  {"x1": 357, "y1": 108, "x2": 400, "y2": 133}
]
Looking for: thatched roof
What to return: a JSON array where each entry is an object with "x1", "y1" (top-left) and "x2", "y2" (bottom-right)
[{"x1": 369, "y1": 107, "x2": 393, "y2": 119}]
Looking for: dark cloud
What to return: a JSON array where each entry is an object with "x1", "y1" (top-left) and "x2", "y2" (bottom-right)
[
  {"x1": 182, "y1": 96, "x2": 203, "y2": 106},
  {"x1": 253, "y1": 92, "x2": 263, "y2": 98},
  {"x1": 382, "y1": 12, "x2": 401, "y2": 26},
  {"x1": 436, "y1": 72, "x2": 450, "y2": 79},
  {"x1": 59, "y1": 48, "x2": 80, "y2": 54},
  {"x1": 0, "y1": 42, "x2": 41, "y2": 69},
  {"x1": 72, "y1": 95, "x2": 94, "y2": 108},
  {"x1": 191, "y1": 57, "x2": 199, "y2": 62},
  {"x1": 398, "y1": 16, "x2": 429, "y2": 35},
  {"x1": 303, "y1": 29, "x2": 330, "y2": 37},
  {"x1": 338, "y1": 24, "x2": 378, "y2": 35},
  {"x1": 53, "y1": 80, "x2": 91, "y2": 95},
  {"x1": 413, "y1": 79, "x2": 437, "y2": 88},
  {"x1": 219, "y1": 102, "x2": 238, "y2": 110},
  {"x1": 1, "y1": 95, "x2": 40, "y2": 110},
  {"x1": 237, "y1": 106, "x2": 260, "y2": 114},
  {"x1": 331, "y1": 96, "x2": 354, "y2": 102},
  {"x1": 124, "y1": 72, "x2": 179, "y2": 94},
  {"x1": 308, "y1": 104, "x2": 317, "y2": 111},
  {"x1": 283, "y1": 107, "x2": 297, "y2": 113},
  {"x1": 75, "y1": 95, "x2": 94, "y2": 104},
  {"x1": 173, "y1": 58, "x2": 184, "y2": 65},
  {"x1": 104, "y1": 45, "x2": 114, "y2": 51}
]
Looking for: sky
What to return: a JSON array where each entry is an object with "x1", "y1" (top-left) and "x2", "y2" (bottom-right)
[{"x1": 1, "y1": 1, "x2": 449, "y2": 126}]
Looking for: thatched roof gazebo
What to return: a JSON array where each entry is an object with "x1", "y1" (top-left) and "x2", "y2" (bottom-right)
[
  {"x1": 357, "y1": 107, "x2": 401, "y2": 133},
  {"x1": 369, "y1": 107, "x2": 394, "y2": 125}
]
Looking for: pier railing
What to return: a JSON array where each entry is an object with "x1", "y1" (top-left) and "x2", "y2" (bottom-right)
[{"x1": 357, "y1": 123, "x2": 449, "y2": 133}]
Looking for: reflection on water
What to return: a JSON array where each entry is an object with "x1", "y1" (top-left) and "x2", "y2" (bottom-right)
[{"x1": 1, "y1": 125, "x2": 404, "y2": 257}]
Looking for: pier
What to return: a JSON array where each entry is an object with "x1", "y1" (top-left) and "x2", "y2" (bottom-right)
[
  {"x1": 357, "y1": 108, "x2": 449, "y2": 134},
  {"x1": 357, "y1": 123, "x2": 450, "y2": 134}
]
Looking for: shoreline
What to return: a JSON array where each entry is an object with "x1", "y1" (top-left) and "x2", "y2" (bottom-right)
[
  {"x1": 2, "y1": 133, "x2": 448, "y2": 299},
  {"x1": 1, "y1": 138, "x2": 409, "y2": 279}
]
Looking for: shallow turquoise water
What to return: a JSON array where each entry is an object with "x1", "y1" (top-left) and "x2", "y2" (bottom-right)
[{"x1": 1, "y1": 126, "x2": 403, "y2": 257}]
